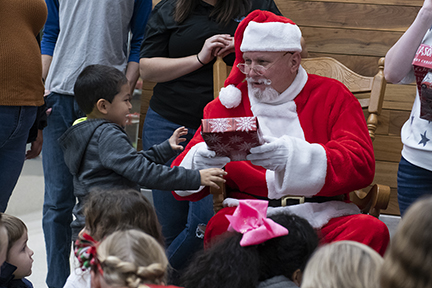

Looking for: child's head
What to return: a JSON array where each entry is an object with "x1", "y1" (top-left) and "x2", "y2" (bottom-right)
[
  {"x1": 84, "y1": 188, "x2": 163, "y2": 246},
  {"x1": 380, "y1": 195, "x2": 432, "y2": 288},
  {"x1": 301, "y1": 240, "x2": 383, "y2": 288},
  {"x1": 0, "y1": 214, "x2": 8, "y2": 268},
  {"x1": 1, "y1": 213, "x2": 34, "y2": 279},
  {"x1": 258, "y1": 213, "x2": 319, "y2": 284},
  {"x1": 91, "y1": 230, "x2": 168, "y2": 288},
  {"x1": 180, "y1": 210, "x2": 318, "y2": 288},
  {"x1": 74, "y1": 64, "x2": 130, "y2": 126}
]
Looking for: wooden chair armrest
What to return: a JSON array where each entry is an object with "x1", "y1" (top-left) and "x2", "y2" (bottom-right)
[
  {"x1": 210, "y1": 183, "x2": 226, "y2": 213},
  {"x1": 349, "y1": 184, "x2": 391, "y2": 218}
]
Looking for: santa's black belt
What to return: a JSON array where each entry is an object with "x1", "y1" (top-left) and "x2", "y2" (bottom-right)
[{"x1": 266, "y1": 195, "x2": 345, "y2": 207}]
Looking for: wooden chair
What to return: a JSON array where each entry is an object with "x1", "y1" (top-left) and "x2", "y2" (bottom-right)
[{"x1": 210, "y1": 56, "x2": 390, "y2": 218}]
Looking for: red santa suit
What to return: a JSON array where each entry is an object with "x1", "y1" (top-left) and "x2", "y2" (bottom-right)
[{"x1": 171, "y1": 10, "x2": 389, "y2": 255}]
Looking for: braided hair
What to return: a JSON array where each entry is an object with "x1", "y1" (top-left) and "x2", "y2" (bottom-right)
[{"x1": 94, "y1": 230, "x2": 168, "y2": 287}]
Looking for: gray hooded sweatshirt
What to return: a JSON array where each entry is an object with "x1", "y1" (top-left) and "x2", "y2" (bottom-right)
[{"x1": 58, "y1": 119, "x2": 201, "y2": 240}]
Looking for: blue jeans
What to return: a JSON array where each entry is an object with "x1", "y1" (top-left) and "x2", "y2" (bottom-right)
[
  {"x1": 0, "y1": 106, "x2": 37, "y2": 212},
  {"x1": 42, "y1": 93, "x2": 84, "y2": 288},
  {"x1": 397, "y1": 156, "x2": 432, "y2": 216},
  {"x1": 143, "y1": 108, "x2": 214, "y2": 274}
]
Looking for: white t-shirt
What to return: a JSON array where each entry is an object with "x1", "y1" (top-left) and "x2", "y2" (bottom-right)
[
  {"x1": 63, "y1": 268, "x2": 90, "y2": 288},
  {"x1": 399, "y1": 28, "x2": 432, "y2": 171}
]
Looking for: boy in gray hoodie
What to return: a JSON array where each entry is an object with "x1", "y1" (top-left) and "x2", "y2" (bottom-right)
[{"x1": 59, "y1": 64, "x2": 226, "y2": 241}]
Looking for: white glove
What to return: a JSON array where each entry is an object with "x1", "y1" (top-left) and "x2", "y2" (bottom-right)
[
  {"x1": 223, "y1": 198, "x2": 239, "y2": 207},
  {"x1": 246, "y1": 136, "x2": 290, "y2": 172},
  {"x1": 193, "y1": 143, "x2": 231, "y2": 170}
]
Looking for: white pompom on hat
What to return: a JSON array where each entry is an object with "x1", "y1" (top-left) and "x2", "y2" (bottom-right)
[{"x1": 218, "y1": 10, "x2": 302, "y2": 109}]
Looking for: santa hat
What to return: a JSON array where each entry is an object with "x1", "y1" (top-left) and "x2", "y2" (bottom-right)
[{"x1": 219, "y1": 10, "x2": 302, "y2": 109}]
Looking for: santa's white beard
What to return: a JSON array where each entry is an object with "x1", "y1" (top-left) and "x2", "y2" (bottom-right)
[{"x1": 247, "y1": 78, "x2": 280, "y2": 103}]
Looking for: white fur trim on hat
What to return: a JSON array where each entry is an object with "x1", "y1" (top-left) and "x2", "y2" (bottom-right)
[
  {"x1": 219, "y1": 84, "x2": 242, "y2": 109},
  {"x1": 241, "y1": 21, "x2": 302, "y2": 52}
]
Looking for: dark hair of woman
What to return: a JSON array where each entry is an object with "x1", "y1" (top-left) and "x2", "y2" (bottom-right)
[{"x1": 174, "y1": 0, "x2": 252, "y2": 26}]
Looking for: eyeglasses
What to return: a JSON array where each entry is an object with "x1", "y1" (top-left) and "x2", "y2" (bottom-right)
[{"x1": 237, "y1": 52, "x2": 293, "y2": 76}]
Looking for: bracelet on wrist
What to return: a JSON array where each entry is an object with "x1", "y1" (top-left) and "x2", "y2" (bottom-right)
[{"x1": 196, "y1": 54, "x2": 205, "y2": 66}]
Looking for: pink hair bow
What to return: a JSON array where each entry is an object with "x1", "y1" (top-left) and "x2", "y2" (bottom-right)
[{"x1": 226, "y1": 199, "x2": 288, "y2": 246}]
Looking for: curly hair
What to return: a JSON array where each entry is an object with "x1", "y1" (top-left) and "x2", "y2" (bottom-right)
[
  {"x1": 301, "y1": 241, "x2": 383, "y2": 288},
  {"x1": 95, "y1": 230, "x2": 168, "y2": 287},
  {"x1": 180, "y1": 232, "x2": 260, "y2": 288},
  {"x1": 258, "y1": 213, "x2": 318, "y2": 281},
  {"x1": 380, "y1": 195, "x2": 432, "y2": 288},
  {"x1": 84, "y1": 188, "x2": 163, "y2": 246},
  {"x1": 180, "y1": 213, "x2": 318, "y2": 288}
]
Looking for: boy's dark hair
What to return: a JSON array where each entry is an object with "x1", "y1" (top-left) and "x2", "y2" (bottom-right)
[
  {"x1": 74, "y1": 64, "x2": 128, "y2": 114},
  {"x1": 1, "y1": 213, "x2": 27, "y2": 252},
  {"x1": 84, "y1": 188, "x2": 164, "y2": 247},
  {"x1": 180, "y1": 213, "x2": 318, "y2": 288}
]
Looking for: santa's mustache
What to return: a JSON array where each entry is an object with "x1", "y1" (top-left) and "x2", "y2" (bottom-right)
[{"x1": 246, "y1": 77, "x2": 272, "y2": 86}]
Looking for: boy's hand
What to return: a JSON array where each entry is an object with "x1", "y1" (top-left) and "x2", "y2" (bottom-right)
[
  {"x1": 169, "y1": 126, "x2": 188, "y2": 151},
  {"x1": 199, "y1": 168, "x2": 227, "y2": 189}
]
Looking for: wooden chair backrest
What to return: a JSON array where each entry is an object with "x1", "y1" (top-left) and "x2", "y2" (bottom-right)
[{"x1": 301, "y1": 57, "x2": 386, "y2": 141}]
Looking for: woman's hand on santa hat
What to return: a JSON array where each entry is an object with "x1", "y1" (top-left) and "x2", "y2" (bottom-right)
[
  {"x1": 192, "y1": 143, "x2": 231, "y2": 170},
  {"x1": 246, "y1": 136, "x2": 290, "y2": 172},
  {"x1": 216, "y1": 38, "x2": 235, "y2": 59},
  {"x1": 197, "y1": 34, "x2": 233, "y2": 65}
]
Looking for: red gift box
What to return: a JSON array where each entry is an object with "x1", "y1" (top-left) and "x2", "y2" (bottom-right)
[{"x1": 201, "y1": 116, "x2": 262, "y2": 161}]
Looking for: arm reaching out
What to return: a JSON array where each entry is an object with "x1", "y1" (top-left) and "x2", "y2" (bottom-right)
[
  {"x1": 384, "y1": 0, "x2": 432, "y2": 83},
  {"x1": 199, "y1": 168, "x2": 227, "y2": 190}
]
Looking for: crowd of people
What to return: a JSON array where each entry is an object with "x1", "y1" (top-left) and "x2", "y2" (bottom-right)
[{"x1": 1, "y1": 0, "x2": 432, "y2": 287}]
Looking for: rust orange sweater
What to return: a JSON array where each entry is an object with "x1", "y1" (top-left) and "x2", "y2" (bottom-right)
[{"x1": 0, "y1": 0, "x2": 47, "y2": 106}]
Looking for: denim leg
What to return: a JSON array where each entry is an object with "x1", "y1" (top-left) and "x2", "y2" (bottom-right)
[
  {"x1": 397, "y1": 156, "x2": 432, "y2": 216},
  {"x1": 0, "y1": 106, "x2": 37, "y2": 212},
  {"x1": 142, "y1": 108, "x2": 213, "y2": 272},
  {"x1": 42, "y1": 93, "x2": 84, "y2": 288},
  {"x1": 166, "y1": 194, "x2": 214, "y2": 266}
]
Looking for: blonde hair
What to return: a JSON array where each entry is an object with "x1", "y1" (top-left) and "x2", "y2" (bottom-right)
[
  {"x1": 381, "y1": 196, "x2": 432, "y2": 288},
  {"x1": 301, "y1": 241, "x2": 383, "y2": 288},
  {"x1": 1, "y1": 213, "x2": 27, "y2": 252},
  {"x1": 96, "y1": 229, "x2": 168, "y2": 288}
]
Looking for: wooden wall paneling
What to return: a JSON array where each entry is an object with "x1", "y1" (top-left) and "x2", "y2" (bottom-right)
[
  {"x1": 302, "y1": 27, "x2": 402, "y2": 57},
  {"x1": 384, "y1": 83, "x2": 416, "y2": 103},
  {"x1": 276, "y1": 1, "x2": 421, "y2": 31},
  {"x1": 374, "y1": 161, "x2": 398, "y2": 188},
  {"x1": 286, "y1": 0, "x2": 422, "y2": 6},
  {"x1": 388, "y1": 110, "x2": 411, "y2": 135},
  {"x1": 383, "y1": 100, "x2": 415, "y2": 111},
  {"x1": 373, "y1": 135, "x2": 403, "y2": 162},
  {"x1": 308, "y1": 53, "x2": 382, "y2": 76},
  {"x1": 381, "y1": 188, "x2": 400, "y2": 215}
]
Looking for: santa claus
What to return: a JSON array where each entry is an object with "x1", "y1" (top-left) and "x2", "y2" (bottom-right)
[{"x1": 171, "y1": 10, "x2": 389, "y2": 255}]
